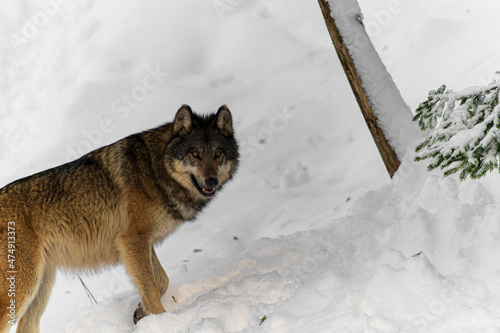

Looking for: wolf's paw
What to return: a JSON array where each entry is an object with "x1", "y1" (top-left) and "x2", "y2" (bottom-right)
[{"x1": 133, "y1": 302, "x2": 149, "y2": 324}]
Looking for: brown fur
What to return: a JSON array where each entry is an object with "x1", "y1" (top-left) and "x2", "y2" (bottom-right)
[{"x1": 0, "y1": 105, "x2": 239, "y2": 332}]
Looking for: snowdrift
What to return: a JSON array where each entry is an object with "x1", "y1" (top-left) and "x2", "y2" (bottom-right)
[{"x1": 43, "y1": 153, "x2": 500, "y2": 332}]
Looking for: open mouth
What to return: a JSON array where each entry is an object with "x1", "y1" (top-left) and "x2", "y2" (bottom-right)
[
  {"x1": 201, "y1": 187, "x2": 215, "y2": 195},
  {"x1": 191, "y1": 175, "x2": 216, "y2": 197}
]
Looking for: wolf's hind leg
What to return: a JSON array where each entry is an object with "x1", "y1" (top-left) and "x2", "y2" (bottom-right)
[
  {"x1": 0, "y1": 237, "x2": 47, "y2": 333},
  {"x1": 16, "y1": 266, "x2": 56, "y2": 333}
]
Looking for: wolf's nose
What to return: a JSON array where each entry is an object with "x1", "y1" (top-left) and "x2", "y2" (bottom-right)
[{"x1": 205, "y1": 177, "x2": 219, "y2": 188}]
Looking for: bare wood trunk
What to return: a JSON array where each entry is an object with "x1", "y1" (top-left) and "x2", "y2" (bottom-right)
[{"x1": 317, "y1": 0, "x2": 400, "y2": 178}]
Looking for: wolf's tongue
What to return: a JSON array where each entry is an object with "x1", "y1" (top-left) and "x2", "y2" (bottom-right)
[{"x1": 203, "y1": 188, "x2": 215, "y2": 193}]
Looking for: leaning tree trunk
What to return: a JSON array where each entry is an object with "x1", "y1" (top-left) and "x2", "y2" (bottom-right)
[{"x1": 317, "y1": 0, "x2": 420, "y2": 178}]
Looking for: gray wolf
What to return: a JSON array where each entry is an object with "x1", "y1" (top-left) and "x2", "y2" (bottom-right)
[{"x1": 0, "y1": 105, "x2": 239, "y2": 332}]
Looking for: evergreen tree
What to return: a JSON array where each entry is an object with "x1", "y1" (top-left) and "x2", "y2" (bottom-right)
[{"x1": 413, "y1": 81, "x2": 500, "y2": 180}]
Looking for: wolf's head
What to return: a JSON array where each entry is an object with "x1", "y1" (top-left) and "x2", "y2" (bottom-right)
[{"x1": 164, "y1": 105, "x2": 239, "y2": 200}]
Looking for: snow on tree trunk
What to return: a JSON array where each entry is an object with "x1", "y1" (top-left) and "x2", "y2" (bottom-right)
[{"x1": 318, "y1": 0, "x2": 422, "y2": 176}]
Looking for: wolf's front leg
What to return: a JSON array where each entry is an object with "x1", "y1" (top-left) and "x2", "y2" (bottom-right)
[
  {"x1": 133, "y1": 246, "x2": 170, "y2": 323},
  {"x1": 117, "y1": 235, "x2": 166, "y2": 323}
]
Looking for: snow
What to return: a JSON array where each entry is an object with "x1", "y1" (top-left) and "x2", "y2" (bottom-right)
[
  {"x1": 414, "y1": 81, "x2": 500, "y2": 178},
  {"x1": 3, "y1": 0, "x2": 500, "y2": 332},
  {"x1": 325, "y1": 0, "x2": 423, "y2": 160}
]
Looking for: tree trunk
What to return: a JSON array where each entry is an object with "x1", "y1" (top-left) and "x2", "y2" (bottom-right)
[{"x1": 317, "y1": 0, "x2": 401, "y2": 178}]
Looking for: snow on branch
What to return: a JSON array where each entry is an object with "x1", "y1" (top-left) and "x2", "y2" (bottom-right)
[{"x1": 414, "y1": 81, "x2": 500, "y2": 180}]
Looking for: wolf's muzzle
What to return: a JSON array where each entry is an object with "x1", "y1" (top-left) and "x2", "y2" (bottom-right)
[
  {"x1": 191, "y1": 175, "x2": 218, "y2": 197},
  {"x1": 205, "y1": 177, "x2": 219, "y2": 189}
]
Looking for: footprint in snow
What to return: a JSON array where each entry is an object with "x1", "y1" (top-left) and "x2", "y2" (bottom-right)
[{"x1": 280, "y1": 163, "x2": 310, "y2": 189}]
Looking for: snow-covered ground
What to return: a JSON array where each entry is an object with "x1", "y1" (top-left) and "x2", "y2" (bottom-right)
[{"x1": 3, "y1": 0, "x2": 500, "y2": 332}]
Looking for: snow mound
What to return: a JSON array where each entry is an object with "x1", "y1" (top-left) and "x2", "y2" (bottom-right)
[{"x1": 46, "y1": 154, "x2": 500, "y2": 332}]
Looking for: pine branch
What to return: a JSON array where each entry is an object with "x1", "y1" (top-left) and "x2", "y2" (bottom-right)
[{"x1": 413, "y1": 80, "x2": 500, "y2": 180}]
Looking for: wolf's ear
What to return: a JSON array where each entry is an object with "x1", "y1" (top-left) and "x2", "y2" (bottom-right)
[
  {"x1": 216, "y1": 105, "x2": 233, "y2": 136},
  {"x1": 173, "y1": 105, "x2": 193, "y2": 136}
]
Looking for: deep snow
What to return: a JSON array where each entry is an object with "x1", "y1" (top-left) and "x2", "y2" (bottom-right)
[{"x1": 2, "y1": 0, "x2": 500, "y2": 332}]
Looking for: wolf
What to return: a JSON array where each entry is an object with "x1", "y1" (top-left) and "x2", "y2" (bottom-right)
[{"x1": 0, "y1": 105, "x2": 239, "y2": 332}]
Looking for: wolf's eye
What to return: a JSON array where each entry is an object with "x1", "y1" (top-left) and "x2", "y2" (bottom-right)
[
  {"x1": 191, "y1": 151, "x2": 200, "y2": 158},
  {"x1": 215, "y1": 151, "x2": 222, "y2": 158}
]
